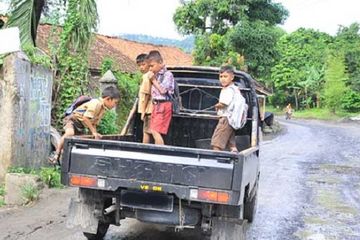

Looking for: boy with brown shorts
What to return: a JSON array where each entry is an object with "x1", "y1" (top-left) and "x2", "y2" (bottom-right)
[
  {"x1": 146, "y1": 50, "x2": 174, "y2": 145},
  {"x1": 211, "y1": 65, "x2": 246, "y2": 152},
  {"x1": 48, "y1": 86, "x2": 120, "y2": 164},
  {"x1": 136, "y1": 53, "x2": 153, "y2": 143}
]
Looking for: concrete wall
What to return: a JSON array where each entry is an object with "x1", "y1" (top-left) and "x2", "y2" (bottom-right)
[{"x1": 0, "y1": 52, "x2": 52, "y2": 181}]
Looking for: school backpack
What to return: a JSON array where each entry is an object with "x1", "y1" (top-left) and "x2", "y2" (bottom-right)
[
  {"x1": 167, "y1": 80, "x2": 181, "y2": 114},
  {"x1": 227, "y1": 85, "x2": 248, "y2": 130},
  {"x1": 158, "y1": 72, "x2": 182, "y2": 114},
  {"x1": 64, "y1": 95, "x2": 92, "y2": 117}
]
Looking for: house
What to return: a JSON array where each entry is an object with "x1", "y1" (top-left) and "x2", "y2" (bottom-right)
[
  {"x1": 97, "y1": 35, "x2": 193, "y2": 66},
  {"x1": 36, "y1": 24, "x2": 193, "y2": 77}
]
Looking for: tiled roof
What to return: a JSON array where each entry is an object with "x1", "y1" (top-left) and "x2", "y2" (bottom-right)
[
  {"x1": 36, "y1": 24, "x2": 193, "y2": 73},
  {"x1": 97, "y1": 35, "x2": 193, "y2": 66},
  {"x1": 36, "y1": 24, "x2": 138, "y2": 73}
]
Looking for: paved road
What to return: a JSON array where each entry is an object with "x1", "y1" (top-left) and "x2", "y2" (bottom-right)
[
  {"x1": 247, "y1": 119, "x2": 360, "y2": 240},
  {"x1": 0, "y1": 119, "x2": 359, "y2": 240}
]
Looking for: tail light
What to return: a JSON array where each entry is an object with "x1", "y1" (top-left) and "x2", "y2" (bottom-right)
[
  {"x1": 190, "y1": 188, "x2": 230, "y2": 204},
  {"x1": 70, "y1": 175, "x2": 97, "y2": 187}
]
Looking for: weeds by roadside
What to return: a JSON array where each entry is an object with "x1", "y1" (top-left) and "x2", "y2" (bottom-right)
[
  {"x1": 292, "y1": 109, "x2": 359, "y2": 120},
  {"x1": 21, "y1": 183, "x2": 39, "y2": 204},
  {"x1": 39, "y1": 167, "x2": 63, "y2": 188},
  {"x1": 7, "y1": 167, "x2": 37, "y2": 175},
  {"x1": 0, "y1": 184, "x2": 5, "y2": 207},
  {"x1": 266, "y1": 106, "x2": 360, "y2": 121},
  {"x1": 7, "y1": 166, "x2": 63, "y2": 189}
]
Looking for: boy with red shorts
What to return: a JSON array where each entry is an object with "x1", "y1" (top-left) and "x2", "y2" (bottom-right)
[{"x1": 146, "y1": 50, "x2": 174, "y2": 145}]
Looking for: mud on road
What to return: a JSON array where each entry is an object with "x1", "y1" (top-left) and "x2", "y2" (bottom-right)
[{"x1": 0, "y1": 119, "x2": 359, "y2": 240}]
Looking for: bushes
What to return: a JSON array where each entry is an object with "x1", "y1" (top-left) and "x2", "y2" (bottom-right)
[
  {"x1": 0, "y1": 185, "x2": 5, "y2": 207},
  {"x1": 21, "y1": 183, "x2": 39, "y2": 204},
  {"x1": 341, "y1": 90, "x2": 360, "y2": 112},
  {"x1": 323, "y1": 54, "x2": 349, "y2": 113},
  {"x1": 115, "y1": 71, "x2": 140, "y2": 129},
  {"x1": 101, "y1": 58, "x2": 140, "y2": 131},
  {"x1": 97, "y1": 110, "x2": 119, "y2": 135},
  {"x1": 8, "y1": 167, "x2": 63, "y2": 189},
  {"x1": 39, "y1": 167, "x2": 63, "y2": 189}
]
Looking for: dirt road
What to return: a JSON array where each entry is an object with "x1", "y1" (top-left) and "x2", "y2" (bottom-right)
[{"x1": 0, "y1": 119, "x2": 359, "y2": 240}]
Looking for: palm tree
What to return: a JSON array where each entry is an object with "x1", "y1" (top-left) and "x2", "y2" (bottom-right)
[
  {"x1": 5, "y1": 0, "x2": 98, "y2": 50},
  {"x1": 6, "y1": 0, "x2": 46, "y2": 46}
]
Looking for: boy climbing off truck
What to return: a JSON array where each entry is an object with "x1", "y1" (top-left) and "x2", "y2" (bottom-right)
[{"x1": 48, "y1": 86, "x2": 120, "y2": 164}]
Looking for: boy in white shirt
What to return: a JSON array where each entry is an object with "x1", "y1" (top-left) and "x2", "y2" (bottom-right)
[{"x1": 211, "y1": 65, "x2": 246, "y2": 152}]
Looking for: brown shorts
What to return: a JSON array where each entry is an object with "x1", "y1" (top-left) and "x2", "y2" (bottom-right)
[
  {"x1": 211, "y1": 117, "x2": 235, "y2": 150},
  {"x1": 63, "y1": 115, "x2": 85, "y2": 135},
  {"x1": 143, "y1": 114, "x2": 151, "y2": 134}
]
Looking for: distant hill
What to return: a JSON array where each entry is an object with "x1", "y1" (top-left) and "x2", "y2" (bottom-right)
[{"x1": 120, "y1": 34, "x2": 194, "y2": 53}]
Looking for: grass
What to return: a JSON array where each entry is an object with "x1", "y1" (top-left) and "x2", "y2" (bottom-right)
[
  {"x1": 0, "y1": 184, "x2": 5, "y2": 207},
  {"x1": 8, "y1": 166, "x2": 63, "y2": 188},
  {"x1": 21, "y1": 183, "x2": 39, "y2": 204},
  {"x1": 266, "y1": 106, "x2": 360, "y2": 121},
  {"x1": 0, "y1": 185, "x2": 4, "y2": 196},
  {"x1": 39, "y1": 167, "x2": 63, "y2": 188}
]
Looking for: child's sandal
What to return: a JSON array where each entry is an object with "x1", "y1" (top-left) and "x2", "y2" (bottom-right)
[
  {"x1": 48, "y1": 152, "x2": 60, "y2": 165},
  {"x1": 230, "y1": 148, "x2": 239, "y2": 153}
]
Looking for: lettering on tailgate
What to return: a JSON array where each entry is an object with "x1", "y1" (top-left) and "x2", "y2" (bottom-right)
[{"x1": 93, "y1": 157, "x2": 208, "y2": 184}]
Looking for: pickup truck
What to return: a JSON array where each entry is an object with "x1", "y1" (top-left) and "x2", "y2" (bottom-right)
[{"x1": 61, "y1": 66, "x2": 260, "y2": 240}]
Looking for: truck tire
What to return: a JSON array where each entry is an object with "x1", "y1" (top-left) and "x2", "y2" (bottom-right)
[
  {"x1": 83, "y1": 221, "x2": 110, "y2": 240},
  {"x1": 209, "y1": 219, "x2": 245, "y2": 240},
  {"x1": 243, "y1": 190, "x2": 257, "y2": 223},
  {"x1": 81, "y1": 193, "x2": 112, "y2": 240},
  {"x1": 244, "y1": 180, "x2": 259, "y2": 223}
]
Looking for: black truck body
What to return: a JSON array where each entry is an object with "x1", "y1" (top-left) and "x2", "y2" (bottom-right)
[{"x1": 61, "y1": 66, "x2": 261, "y2": 240}]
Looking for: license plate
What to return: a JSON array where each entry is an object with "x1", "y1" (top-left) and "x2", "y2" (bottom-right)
[{"x1": 120, "y1": 190, "x2": 174, "y2": 212}]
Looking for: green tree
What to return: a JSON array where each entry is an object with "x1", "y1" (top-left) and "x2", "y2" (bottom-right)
[
  {"x1": 323, "y1": 54, "x2": 349, "y2": 113},
  {"x1": 40, "y1": 0, "x2": 67, "y2": 25},
  {"x1": 271, "y1": 28, "x2": 333, "y2": 109},
  {"x1": 227, "y1": 20, "x2": 285, "y2": 80},
  {"x1": 193, "y1": 33, "x2": 227, "y2": 66},
  {"x1": 6, "y1": 0, "x2": 96, "y2": 49},
  {"x1": 174, "y1": 0, "x2": 288, "y2": 81},
  {"x1": 334, "y1": 23, "x2": 360, "y2": 91},
  {"x1": 173, "y1": 0, "x2": 288, "y2": 35},
  {"x1": 52, "y1": 0, "x2": 98, "y2": 126},
  {"x1": 6, "y1": 0, "x2": 46, "y2": 46}
]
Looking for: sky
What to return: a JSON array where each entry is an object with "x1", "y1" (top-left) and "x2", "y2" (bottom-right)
[
  {"x1": 274, "y1": 0, "x2": 360, "y2": 35},
  {"x1": 95, "y1": 0, "x2": 360, "y2": 39},
  {"x1": 1, "y1": 0, "x2": 360, "y2": 39},
  {"x1": 96, "y1": 0, "x2": 182, "y2": 39}
]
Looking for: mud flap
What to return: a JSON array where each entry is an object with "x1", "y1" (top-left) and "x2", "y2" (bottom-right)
[
  {"x1": 210, "y1": 218, "x2": 246, "y2": 240},
  {"x1": 66, "y1": 189, "x2": 101, "y2": 234}
]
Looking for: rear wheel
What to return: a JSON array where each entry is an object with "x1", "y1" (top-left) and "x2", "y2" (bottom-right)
[
  {"x1": 82, "y1": 197, "x2": 112, "y2": 240},
  {"x1": 243, "y1": 190, "x2": 257, "y2": 223},
  {"x1": 83, "y1": 221, "x2": 110, "y2": 240}
]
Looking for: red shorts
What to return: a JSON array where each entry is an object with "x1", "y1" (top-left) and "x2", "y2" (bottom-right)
[{"x1": 150, "y1": 101, "x2": 172, "y2": 135}]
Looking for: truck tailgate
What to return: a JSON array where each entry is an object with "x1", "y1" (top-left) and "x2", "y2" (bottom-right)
[{"x1": 63, "y1": 139, "x2": 237, "y2": 190}]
